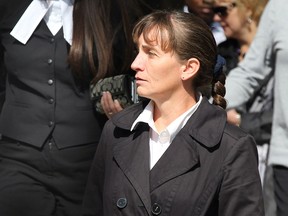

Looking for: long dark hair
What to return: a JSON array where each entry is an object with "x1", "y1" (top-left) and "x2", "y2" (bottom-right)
[{"x1": 68, "y1": 0, "x2": 152, "y2": 82}]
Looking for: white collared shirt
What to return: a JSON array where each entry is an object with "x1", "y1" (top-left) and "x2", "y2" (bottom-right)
[
  {"x1": 10, "y1": 0, "x2": 74, "y2": 45},
  {"x1": 131, "y1": 94, "x2": 203, "y2": 169}
]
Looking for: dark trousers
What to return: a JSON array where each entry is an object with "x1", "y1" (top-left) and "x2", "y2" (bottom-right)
[
  {"x1": 0, "y1": 137, "x2": 97, "y2": 216},
  {"x1": 273, "y1": 165, "x2": 288, "y2": 216}
]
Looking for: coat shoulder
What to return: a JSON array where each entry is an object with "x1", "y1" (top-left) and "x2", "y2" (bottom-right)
[
  {"x1": 220, "y1": 122, "x2": 258, "y2": 159},
  {"x1": 223, "y1": 122, "x2": 250, "y2": 142}
]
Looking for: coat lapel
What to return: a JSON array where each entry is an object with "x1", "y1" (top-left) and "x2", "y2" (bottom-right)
[
  {"x1": 149, "y1": 98, "x2": 226, "y2": 191},
  {"x1": 113, "y1": 123, "x2": 152, "y2": 214},
  {"x1": 149, "y1": 129, "x2": 200, "y2": 192}
]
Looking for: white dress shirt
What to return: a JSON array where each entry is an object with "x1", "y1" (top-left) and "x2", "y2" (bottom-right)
[
  {"x1": 10, "y1": 0, "x2": 74, "y2": 45},
  {"x1": 131, "y1": 95, "x2": 203, "y2": 169}
]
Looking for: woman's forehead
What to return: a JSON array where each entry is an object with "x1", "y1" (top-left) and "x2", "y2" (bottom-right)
[{"x1": 142, "y1": 27, "x2": 169, "y2": 43}]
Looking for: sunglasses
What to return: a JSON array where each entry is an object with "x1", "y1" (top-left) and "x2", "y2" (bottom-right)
[{"x1": 212, "y1": 2, "x2": 237, "y2": 17}]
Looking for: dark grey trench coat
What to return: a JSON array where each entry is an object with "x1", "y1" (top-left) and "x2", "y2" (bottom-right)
[{"x1": 81, "y1": 98, "x2": 264, "y2": 216}]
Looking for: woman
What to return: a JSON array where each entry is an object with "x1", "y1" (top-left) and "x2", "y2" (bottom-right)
[
  {"x1": 81, "y1": 10, "x2": 264, "y2": 216},
  {"x1": 224, "y1": 0, "x2": 288, "y2": 215},
  {"x1": 212, "y1": 0, "x2": 272, "y2": 184},
  {"x1": 213, "y1": 0, "x2": 268, "y2": 70}
]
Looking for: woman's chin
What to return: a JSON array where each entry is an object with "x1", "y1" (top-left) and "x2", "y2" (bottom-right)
[{"x1": 137, "y1": 88, "x2": 149, "y2": 99}]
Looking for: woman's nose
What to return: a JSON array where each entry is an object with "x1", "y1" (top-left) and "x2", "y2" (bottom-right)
[{"x1": 131, "y1": 54, "x2": 143, "y2": 71}]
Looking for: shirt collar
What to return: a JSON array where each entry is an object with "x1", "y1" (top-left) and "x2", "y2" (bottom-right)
[
  {"x1": 10, "y1": 0, "x2": 74, "y2": 45},
  {"x1": 131, "y1": 100, "x2": 155, "y2": 132},
  {"x1": 131, "y1": 94, "x2": 203, "y2": 142}
]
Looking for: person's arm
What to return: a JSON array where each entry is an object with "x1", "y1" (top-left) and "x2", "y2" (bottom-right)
[
  {"x1": 240, "y1": 110, "x2": 272, "y2": 145},
  {"x1": 225, "y1": 0, "x2": 275, "y2": 109},
  {"x1": 219, "y1": 134, "x2": 264, "y2": 215},
  {"x1": 227, "y1": 108, "x2": 272, "y2": 145},
  {"x1": 81, "y1": 124, "x2": 109, "y2": 216}
]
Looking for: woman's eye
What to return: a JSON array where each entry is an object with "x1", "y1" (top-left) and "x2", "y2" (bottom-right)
[
  {"x1": 142, "y1": 46, "x2": 158, "y2": 57},
  {"x1": 148, "y1": 51, "x2": 157, "y2": 56}
]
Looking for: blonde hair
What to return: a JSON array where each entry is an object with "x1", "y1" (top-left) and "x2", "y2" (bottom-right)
[{"x1": 235, "y1": 0, "x2": 268, "y2": 25}]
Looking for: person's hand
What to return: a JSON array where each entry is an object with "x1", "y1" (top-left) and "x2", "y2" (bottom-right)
[
  {"x1": 227, "y1": 109, "x2": 241, "y2": 126},
  {"x1": 101, "y1": 91, "x2": 123, "y2": 119}
]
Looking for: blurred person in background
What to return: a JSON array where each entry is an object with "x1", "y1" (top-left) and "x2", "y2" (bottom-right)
[
  {"x1": 184, "y1": 0, "x2": 226, "y2": 45},
  {"x1": 214, "y1": 0, "x2": 268, "y2": 71},
  {"x1": 213, "y1": 0, "x2": 270, "y2": 180},
  {"x1": 212, "y1": 1, "x2": 274, "y2": 214},
  {"x1": 224, "y1": 0, "x2": 288, "y2": 215}
]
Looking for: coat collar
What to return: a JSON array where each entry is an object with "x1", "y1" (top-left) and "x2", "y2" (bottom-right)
[{"x1": 112, "y1": 97, "x2": 227, "y2": 148}]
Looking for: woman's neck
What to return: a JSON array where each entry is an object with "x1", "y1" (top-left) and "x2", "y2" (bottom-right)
[{"x1": 152, "y1": 92, "x2": 197, "y2": 132}]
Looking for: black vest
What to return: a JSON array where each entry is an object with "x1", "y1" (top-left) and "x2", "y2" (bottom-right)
[{"x1": 0, "y1": 0, "x2": 102, "y2": 148}]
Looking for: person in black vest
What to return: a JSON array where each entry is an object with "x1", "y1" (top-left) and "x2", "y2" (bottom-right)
[{"x1": 0, "y1": 0, "x2": 151, "y2": 215}]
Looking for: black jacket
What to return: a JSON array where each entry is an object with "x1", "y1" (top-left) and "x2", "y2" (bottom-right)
[{"x1": 82, "y1": 98, "x2": 264, "y2": 216}]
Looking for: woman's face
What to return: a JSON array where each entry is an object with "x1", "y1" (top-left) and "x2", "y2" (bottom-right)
[
  {"x1": 131, "y1": 32, "x2": 185, "y2": 102},
  {"x1": 213, "y1": 1, "x2": 248, "y2": 40}
]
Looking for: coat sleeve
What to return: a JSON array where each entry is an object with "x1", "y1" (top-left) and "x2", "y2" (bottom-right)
[
  {"x1": 81, "y1": 122, "x2": 110, "y2": 216},
  {"x1": 218, "y1": 134, "x2": 265, "y2": 216}
]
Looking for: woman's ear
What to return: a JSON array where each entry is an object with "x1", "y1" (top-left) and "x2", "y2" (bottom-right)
[
  {"x1": 245, "y1": 8, "x2": 253, "y2": 24},
  {"x1": 181, "y1": 58, "x2": 200, "y2": 80}
]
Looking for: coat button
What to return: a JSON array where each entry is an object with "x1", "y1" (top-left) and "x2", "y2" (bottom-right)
[
  {"x1": 48, "y1": 121, "x2": 54, "y2": 127},
  {"x1": 152, "y1": 203, "x2": 162, "y2": 215},
  {"x1": 116, "y1": 198, "x2": 127, "y2": 209},
  {"x1": 48, "y1": 79, "x2": 54, "y2": 85},
  {"x1": 47, "y1": 59, "x2": 53, "y2": 64}
]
